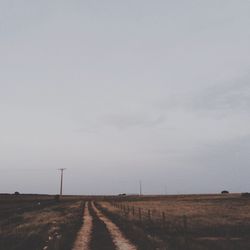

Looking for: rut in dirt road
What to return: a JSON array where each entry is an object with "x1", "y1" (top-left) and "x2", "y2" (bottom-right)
[
  {"x1": 72, "y1": 201, "x2": 137, "y2": 250},
  {"x1": 89, "y1": 201, "x2": 117, "y2": 250},
  {"x1": 72, "y1": 202, "x2": 93, "y2": 250},
  {"x1": 92, "y1": 202, "x2": 138, "y2": 250}
]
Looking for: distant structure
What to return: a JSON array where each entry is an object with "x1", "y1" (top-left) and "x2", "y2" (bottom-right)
[
  {"x1": 221, "y1": 190, "x2": 229, "y2": 194},
  {"x1": 118, "y1": 193, "x2": 126, "y2": 197},
  {"x1": 58, "y1": 168, "x2": 66, "y2": 196},
  {"x1": 139, "y1": 180, "x2": 142, "y2": 196},
  {"x1": 164, "y1": 185, "x2": 168, "y2": 195}
]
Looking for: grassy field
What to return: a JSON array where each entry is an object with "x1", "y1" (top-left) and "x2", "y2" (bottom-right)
[
  {"x1": 113, "y1": 194, "x2": 250, "y2": 226},
  {"x1": 100, "y1": 193, "x2": 250, "y2": 250},
  {"x1": 1, "y1": 193, "x2": 250, "y2": 250},
  {"x1": 0, "y1": 194, "x2": 84, "y2": 250}
]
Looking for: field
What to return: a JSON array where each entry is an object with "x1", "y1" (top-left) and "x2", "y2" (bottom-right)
[
  {"x1": 0, "y1": 194, "x2": 84, "y2": 250},
  {"x1": 100, "y1": 193, "x2": 250, "y2": 249},
  {"x1": 1, "y1": 193, "x2": 250, "y2": 250}
]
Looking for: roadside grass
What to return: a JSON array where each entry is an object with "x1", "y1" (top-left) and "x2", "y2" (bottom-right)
[
  {"x1": 99, "y1": 194, "x2": 250, "y2": 250},
  {"x1": 0, "y1": 201, "x2": 84, "y2": 250},
  {"x1": 95, "y1": 202, "x2": 165, "y2": 250}
]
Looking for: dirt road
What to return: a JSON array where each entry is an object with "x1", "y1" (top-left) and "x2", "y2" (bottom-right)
[
  {"x1": 72, "y1": 201, "x2": 137, "y2": 250},
  {"x1": 72, "y1": 202, "x2": 93, "y2": 250}
]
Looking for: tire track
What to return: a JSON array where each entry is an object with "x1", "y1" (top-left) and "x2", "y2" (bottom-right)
[
  {"x1": 92, "y1": 202, "x2": 137, "y2": 250},
  {"x1": 89, "y1": 201, "x2": 117, "y2": 250},
  {"x1": 72, "y1": 202, "x2": 93, "y2": 250}
]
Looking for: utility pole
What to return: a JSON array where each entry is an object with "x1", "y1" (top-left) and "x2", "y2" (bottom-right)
[
  {"x1": 58, "y1": 168, "x2": 66, "y2": 196},
  {"x1": 165, "y1": 185, "x2": 168, "y2": 195},
  {"x1": 139, "y1": 180, "x2": 142, "y2": 196}
]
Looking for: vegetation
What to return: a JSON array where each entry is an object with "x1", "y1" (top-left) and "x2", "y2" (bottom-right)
[
  {"x1": 99, "y1": 194, "x2": 250, "y2": 250},
  {"x1": 0, "y1": 195, "x2": 84, "y2": 250},
  {"x1": 1, "y1": 193, "x2": 250, "y2": 249}
]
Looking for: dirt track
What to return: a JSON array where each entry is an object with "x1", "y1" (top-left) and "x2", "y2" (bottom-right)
[
  {"x1": 72, "y1": 201, "x2": 137, "y2": 250},
  {"x1": 72, "y1": 202, "x2": 93, "y2": 250}
]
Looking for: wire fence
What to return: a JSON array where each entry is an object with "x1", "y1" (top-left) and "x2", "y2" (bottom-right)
[
  {"x1": 110, "y1": 201, "x2": 188, "y2": 230},
  {"x1": 107, "y1": 201, "x2": 191, "y2": 249}
]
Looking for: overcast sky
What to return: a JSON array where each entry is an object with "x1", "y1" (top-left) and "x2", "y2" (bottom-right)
[{"x1": 1, "y1": 1, "x2": 250, "y2": 195}]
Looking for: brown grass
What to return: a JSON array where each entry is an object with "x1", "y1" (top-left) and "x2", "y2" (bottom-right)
[
  {"x1": 100, "y1": 194, "x2": 250, "y2": 250},
  {"x1": 0, "y1": 200, "x2": 83, "y2": 250},
  {"x1": 112, "y1": 194, "x2": 250, "y2": 226}
]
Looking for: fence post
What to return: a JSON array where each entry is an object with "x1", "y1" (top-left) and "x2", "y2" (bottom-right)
[
  {"x1": 148, "y1": 209, "x2": 151, "y2": 221},
  {"x1": 132, "y1": 206, "x2": 135, "y2": 216},
  {"x1": 139, "y1": 208, "x2": 142, "y2": 221}
]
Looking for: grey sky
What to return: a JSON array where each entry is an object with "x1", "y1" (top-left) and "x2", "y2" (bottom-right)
[{"x1": 1, "y1": 1, "x2": 250, "y2": 195}]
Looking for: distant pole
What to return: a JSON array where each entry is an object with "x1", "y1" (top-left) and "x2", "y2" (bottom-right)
[
  {"x1": 58, "y1": 168, "x2": 66, "y2": 196},
  {"x1": 165, "y1": 185, "x2": 167, "y2": 195},
  {"x1": 139, "y1": 180, "x2": 142, "y2": 196}
]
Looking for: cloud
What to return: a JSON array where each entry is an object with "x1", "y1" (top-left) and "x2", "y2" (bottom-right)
[
  {"x1": 196, "y1": 76, "x2": 250, "y2": 111},
  {"x1": 73, "y1": 128, "x2": 98, "y2": 134},
  {"x1": 193, "y1": 75, "x2": 250, "y2": 114},
  {"x1": 198, "y1": 134, "x2": 250, "y2": 161},
  {"x1": 102, "y1": 113, "x2": 165, "y2": 129}
]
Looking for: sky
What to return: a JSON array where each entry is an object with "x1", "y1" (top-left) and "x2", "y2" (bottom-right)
[{"x1": 1, "y1": 0, "x2": 250, "y2": 195}]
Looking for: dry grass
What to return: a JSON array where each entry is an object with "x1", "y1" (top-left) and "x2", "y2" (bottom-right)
[
  {"x1": 0, "y1": 200, "x2": 83, "y2": 250},
  {"x1": 100, "y1": 194, "x2": 250, "y2": 250},
  {"x1": 113, "y1": 194, "x2": 250, "y2": 227}
]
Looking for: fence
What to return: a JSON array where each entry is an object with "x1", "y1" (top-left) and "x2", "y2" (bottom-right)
[
  {"x1": 110, "y1": 201, "x2": 188, "y2": 229},
  {"x1": 107, "y1": 201, "x2": 191, "y2": 249}
]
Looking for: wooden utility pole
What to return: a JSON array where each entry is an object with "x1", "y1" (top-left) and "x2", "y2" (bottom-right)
[
  {"x1": 139, "y1": 180, "x2": 142, "y2": 196},
  {"x1": 58, "y1": 168, "x2": 66, "y2": 196},
  {"x1": 165, "y1": 185, "x2": 168, "y2": 195}
]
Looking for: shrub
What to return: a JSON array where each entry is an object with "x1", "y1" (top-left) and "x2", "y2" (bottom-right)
[
  {"x1": 241, "y1": 192, "x2": 250, "y2": 198},
  {"x1": 54, "y1": 195, "x2": 60, "y2": 202}
]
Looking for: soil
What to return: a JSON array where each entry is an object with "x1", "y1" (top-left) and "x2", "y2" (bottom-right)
[
  {"x1": 72, "y1": 201, "x2": 138, "y2": 250},
  {"x1": 89, "y1": 202, "x2": 117, "y2": 250},
  {"x1": 72, "y1": 202, "x2": 93, "y2": 250},
  {"x1": 92, "y1": 202, "x2": 137, "y2": 250}
]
